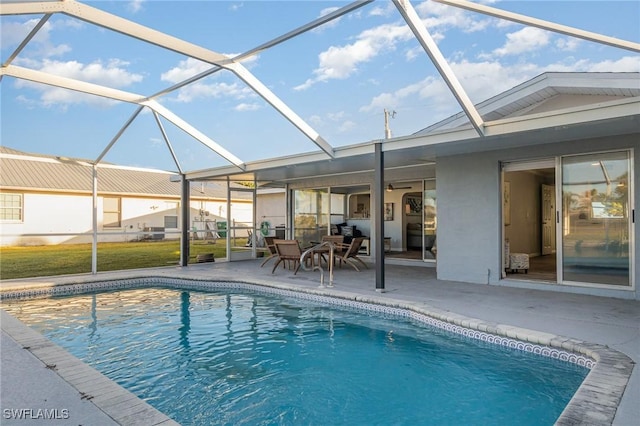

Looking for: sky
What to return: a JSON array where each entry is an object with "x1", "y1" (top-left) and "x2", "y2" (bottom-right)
[{"x1": 1, "y1": 0, "x2": 639, "y2": 173}]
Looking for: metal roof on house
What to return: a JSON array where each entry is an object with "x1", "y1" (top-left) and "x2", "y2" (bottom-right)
[{"x1": 0, "y1": 147, "x2": 234, "y2": 199}]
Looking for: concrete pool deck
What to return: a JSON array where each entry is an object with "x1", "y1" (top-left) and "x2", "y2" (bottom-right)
[{"x1": 1, "y1": 260, "x2": 638, "y2": 425}]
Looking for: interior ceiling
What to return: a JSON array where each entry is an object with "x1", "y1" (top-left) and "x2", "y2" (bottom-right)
[{"x1": 2, "y1": 0, "x2": 639, "y2": 186}]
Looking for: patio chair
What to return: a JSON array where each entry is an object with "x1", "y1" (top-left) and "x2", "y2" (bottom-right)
[
  {"x1": 334, "y1": 237, "x2": 368, "y2": 272},
  {"x1": 271, "y1": 240, "x2": 307, "y2": 275},
  {"x1": 260, "y1": 236, "x2": 279, "y2": 267},
  {"x1": 318, "y1": 235, "x2": 344, "y2": 266}
]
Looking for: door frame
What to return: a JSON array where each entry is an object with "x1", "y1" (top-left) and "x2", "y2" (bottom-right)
[{"x1": 502, "y1": 158, "x2": 557, "y2": 281}]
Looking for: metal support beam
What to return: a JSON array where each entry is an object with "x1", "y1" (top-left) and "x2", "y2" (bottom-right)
[
  {"x1": 374, "y1": 142, "x2": 385, "y2": 291},
  {"x1": 227, "y1": 64, "x2": 335, "y2": 157},
  {"x1": 393, "y1": 0, "x2": 484, "y2": 136},
  {"x1": 2, "y1": 13, "x2": 51, "y2": 68},
  {"x1": 91, "y1": 164, "x2": 98, "y2": 274},
  {"x1": 152, "y1": 111, "x2": 183, "y2": 174},
  {"x1": 3, "y1": 0, "x2": 335, "y2": 159},
  {"x1": 180, "y1": 175, "x2": 190, "y2": 267},
  {"x1": 96, "y1": 106, "x2": 144, "y2": 164}
]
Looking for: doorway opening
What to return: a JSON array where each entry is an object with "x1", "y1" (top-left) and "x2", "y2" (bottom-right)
[{"x1": 503, "y1": 161, "x2": 557, "y2": 281}]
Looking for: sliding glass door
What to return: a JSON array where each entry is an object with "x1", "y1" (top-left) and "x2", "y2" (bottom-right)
[
  {"x1": 228, "y1": 188, "x2": 255, "y2": 261},
  {"x1": 423, "y1": 181, "x2": 437, "y2": 261},
  {"x1": 293, "y1": 189, "x2": 329, "y2": 248},
  {"x1": 561, "y1": 151, "x2": 632, "y2": 286}
]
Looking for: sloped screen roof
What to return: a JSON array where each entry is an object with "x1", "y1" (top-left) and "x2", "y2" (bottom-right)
[{"x1": 1, "y1": 0, "x2": 638, "y2": 178}]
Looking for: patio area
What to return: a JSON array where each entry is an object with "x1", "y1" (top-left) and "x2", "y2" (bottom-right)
[{"x1": 1, "y1": 259, "x2": 638, "y2": 425}]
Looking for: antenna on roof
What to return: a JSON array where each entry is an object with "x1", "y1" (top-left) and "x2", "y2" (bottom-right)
[{"x1": 384, "y1": 109, "x2": 396, "y2": 139}]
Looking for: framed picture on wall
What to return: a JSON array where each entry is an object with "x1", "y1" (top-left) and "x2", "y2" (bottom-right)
[
  {"x1": 405, "y1": 196, "x2": 422, "y2": 215},
  {"x1": 384, "y1": 203, "x2": 394, "y2": 221},
  {"x1": 503, "y1": 181, "x2": 511, "y2": 225}
]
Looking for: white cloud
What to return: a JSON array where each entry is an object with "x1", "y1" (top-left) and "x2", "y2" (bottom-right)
[
  {"x1": 1, "y1": 19, "x2": 73, "y2": 59},
  {"x1": 555, "y1": 37, "x2": 581, "y2": 52},
  {"x1": 160, "y1": 57, "x2": 255, "y2": 103},
  {"x1": 235, "y1": 102, "x2": 261, "y2": 112},
  {"x1": 161, "y1": 58, "x2": 214, "y2": 83},
  {"x1": 338, "y1": 120, "x2": 357, "y2": 133},
  {"x1": 296, "y1": 0, "x2": 497, "y2": 91},
  {"x1": 360, "y1": 59, "x2": 532, "y2": 117},
  {"x1": 582, "y1": 56, "x2": 640, "y2": 72},
  {"x1": 295, "y1": 23, "x2": 413, "y2": 91},
  {"x1": 491, "y1": 27, "x2": 551, "y2": 57},
  {"x1": 308, "y1": 114, "x2": 323, "y2": 126},
  {"x1": 127, "y1": 0, "x2": 145, "y2": 14},
  {"x1": 229, "y1": 3, "x2": 244, "y2": 12},
  {"x1": 39, "y1": 58, "x2": 143, "y2": 86},
  {"x1": 368, "y1": 2, "x2": 395, "y2": 17},
  {"x1": 173, "y1": 81, "x2": 253, "y2": 103},
  {"x1": 12, "y1": 58, "x2": 144, "y2": 109},
  {"x1": 359, "y1": 50, "x2": 640, "y2": 129},
  {"x1": 1, "y1": 19, "x2": 46, "y2": 46},
  {"x1": 311, "y1": 7, "x2": 342, "y2": 33},
  {"x1": 417, "y1": 0, "x2": 492, "y2": 33}
]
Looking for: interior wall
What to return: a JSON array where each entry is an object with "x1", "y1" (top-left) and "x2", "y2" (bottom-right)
[{"x1": 504, "y1": 170, "x2": 554, "y2": 256}]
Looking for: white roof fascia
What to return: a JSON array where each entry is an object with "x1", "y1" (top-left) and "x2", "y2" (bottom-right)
[
  {"x1": 189, "y1": 96, "x2": 640, "y2": 182},
  {"x1": 393, "y1": 0, "x2": 485, "y2": 136},
  {"x1": 405, "y1": 96, "x2": 640, "y2": 147},
  {"x1": 482, "y1": 96, "x2": 640, "y2": 135},
  {"x1": 186, "y1": 143, "x2": 374, "y2": 181},
  {"x1": 435, "y1": 0, "x2": 640, "y2": 53},
  {"x1": 419, "y1": 73, "x2": 640, "y2": 133}
]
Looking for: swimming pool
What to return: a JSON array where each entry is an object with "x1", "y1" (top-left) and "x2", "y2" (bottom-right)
[{"x1": 2, "y1": 280, "x2": 591, "y2": 425}]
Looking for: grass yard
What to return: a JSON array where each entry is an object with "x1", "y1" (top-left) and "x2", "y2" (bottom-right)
[{"x1": 0, "y1": 240, "x2": 234, "y2": 280}]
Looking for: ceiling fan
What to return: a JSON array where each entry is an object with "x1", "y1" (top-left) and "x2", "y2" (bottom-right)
[{"x1": 386, "y1": 183, "x2": 412, "y2": 192}]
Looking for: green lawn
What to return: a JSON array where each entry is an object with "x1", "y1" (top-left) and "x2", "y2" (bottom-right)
[{"x1": 0, "y1": 240, "x2": 236, "y2": 280}]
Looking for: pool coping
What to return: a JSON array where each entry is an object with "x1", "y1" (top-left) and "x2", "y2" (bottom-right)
[
  {"x1": 0, "y1": 310, "x2": 179, "y2": 426},
  {"x1": 1, "y1": 275, "x2": 635, "y2": 425}
]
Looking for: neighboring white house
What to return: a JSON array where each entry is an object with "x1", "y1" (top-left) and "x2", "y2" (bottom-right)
[{"x1": 0, "y1": 146, "x2": 253, "y2": 246}]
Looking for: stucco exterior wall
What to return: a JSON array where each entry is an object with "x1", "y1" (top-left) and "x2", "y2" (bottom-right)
[
  {"x1": 436, "y1": 154, "x2": 501, "y2": 284},
  {"x1": 436, "y1": 133, "x2": 638, "y2": 300}
]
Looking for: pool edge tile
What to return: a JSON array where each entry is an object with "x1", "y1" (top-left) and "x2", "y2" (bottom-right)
[
  {"x1": 0, "y1": 310, "x2": 178, "y2": 426},
  {"x1": 2, "y1": 276, "x2": 635, "y2": 426}
]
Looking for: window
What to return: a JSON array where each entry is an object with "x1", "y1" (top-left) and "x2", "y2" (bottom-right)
[
  {"x1": 103, "y1": 197, "x2": 121, "y2": 228},
  {"x1": 164, "y1": 215, "x2": 178, "y2": 228},
  {"x1": 0, "y1": 193, "x2": 23, "y2": 221}
]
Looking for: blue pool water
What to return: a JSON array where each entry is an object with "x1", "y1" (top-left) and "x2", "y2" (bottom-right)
[{"x1": 3, "y1": 287, "x2": 589, "y2": 425}]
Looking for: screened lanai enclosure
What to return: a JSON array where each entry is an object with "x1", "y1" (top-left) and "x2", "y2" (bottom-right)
[{"x1": 1, "y1": 1, "x2": 638, "y2": 298}]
